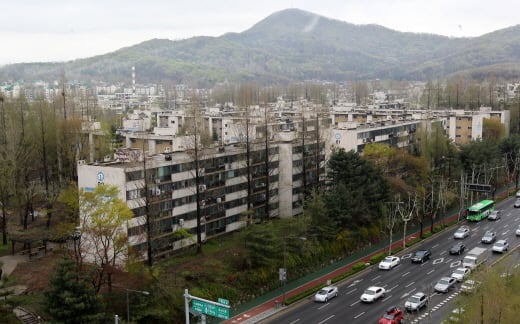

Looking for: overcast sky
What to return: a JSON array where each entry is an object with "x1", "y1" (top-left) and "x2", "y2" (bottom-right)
[{"x1": 1, "y1": 0, "x2": 519, "y2": 65}]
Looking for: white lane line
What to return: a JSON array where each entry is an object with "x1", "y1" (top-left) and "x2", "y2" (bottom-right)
[
  {"x1": 401, "y1": 271, "x2": 410, "y2": 277},
  {"x1": 382, "y1": 295, "x2": 393, "y2": 302},
  {"x1": 388, "y1": 284, "x2": 398, "y2": 291},
  {"x1": 432, "y1": 244, "x2": 439, "y2": 249},
  {"x1": 502, "y1": 230, "x2": 510, "y2": 235},
  {"x1": 371, "y1": 275, "x2": 381, "y2": 281},
  {"x1": 406, "y1": 281, "x2": 415, "y2": 288},
  {"x1": 318, "y1": 315, "x2": 335, "y2": 324},
  {"x1": 346, "y1": 288, "x2": 357, "y2": 295},
  {"x1": 353, "y1": 312, "x2": 365, "y2": 319},
  {"x1": 350, "y1": 300, "x2": 360, "y2": 307},
  {"x1": 289, "y1": 319, "x2": 301, "y2": 324},
  {"x1": 440, "y1": 251, "x2": 447, "y2": 255},
  {"x1": 427, "y1": 269, "x2": 435, "y2": 275},
  {"x1": 318, "y1": 303, "x2": 330, "y2": 310}
]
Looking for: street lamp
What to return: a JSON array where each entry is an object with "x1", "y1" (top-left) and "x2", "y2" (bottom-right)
[
  {"x1": 126, "y1": 289, "x2": 150, "y2": 323},
  {"x1": 281, "y1": 236, "x2": 307, "y2": 306}
]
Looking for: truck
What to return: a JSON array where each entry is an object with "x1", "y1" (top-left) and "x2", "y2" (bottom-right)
[{"x1": 462, "y1": 247, "x2": 488, "y2": 269}]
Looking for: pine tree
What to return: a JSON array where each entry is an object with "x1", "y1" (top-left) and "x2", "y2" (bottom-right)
[{"x1": 44, "y1": 257, "x2": 104, "y2": 323}]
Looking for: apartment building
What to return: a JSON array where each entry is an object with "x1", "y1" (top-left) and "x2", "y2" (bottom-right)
[{"x1": 77, "y1": 108, "x2": 327, "y2": 262}]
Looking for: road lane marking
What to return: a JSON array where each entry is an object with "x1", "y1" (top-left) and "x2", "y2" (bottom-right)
[
  {"x1": 318, "y1": 315, "x2": 335, "y2": 324},
  {"x1": 445, "y1": 258, "x2": 453, "y2": 264},
  {"x1": 401, "y1": 271, "x2": 410, "y2": 277},
  {"x1": 427, "y1": 269, "x2": 435, "y2": 275},
  {"x1": 440, "y1": 251, "x2": 447, "y2": 255},
  {"x1": 318, "y1": 303, "x2": 330, "y2": 310},
  {"x1": 350, "y1": 300, "x2": 360, "y2": 307},
  {"x1": 450, "y1": 260, "x2": 461, "y2": 268},
  {"x1": 371, "y1": 275, "x2": 381, "y2": 281},
  {"x1": 432, "y1": 244, "x2": 439, "y2": 249},
  {"x1": 289, "y1": 320, "x2": 300, "y2": 324},
  {"x1": 346, "y1": 288, "x2": 357, "y2": 295},
  {"x1": 353, "y1": 312, "x2": 365, "y2": 319},
  {"x1": 382, "y1": 295, "x2": 393, "y2": 302},
  {"x1": 433, "y1": 258, "x2": 444, "y2": 265},
  {"x1": 406, "y1": 281, "x2": 415, "y2": 288},
  {"x1": 388, "y1": 284, "x2": 398, "y2": 291},
  {"x1": 502, "y1": 230, "x2": 509, "y2": 235},
  {"x1": 401, "y1": 253, "x2": 412, "y2": 259}
]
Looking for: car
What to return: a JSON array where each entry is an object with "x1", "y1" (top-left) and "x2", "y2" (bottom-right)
[
  {"x1": 514, "y1": 199, "x2": 520, "y2": 208},
  {"x1": 434, "y1": 276, "x2": 457, "y2": 293},
  {"x1": 411, "y1": 250, "x2": 431, "y2": 263},
  {"x1": 492, "y1": 239, "x2": 509, "y2": 253},
  {"x1": 453, "y1": 226, "x2": 470, "y2": 239},
  {"x1": 449, "y1": 242, "x2": 466, "y2": 255},
  {"x1": 448, "y1": 307, "x2": 465, "y2": 322},
  {"x1": 379, "y1": 256, "x2": 400, "y2": 270},
  {"x1": 360, "y1": 286, "x2": 386, "y2": 303},
  {"x1": 517, "y1": 190, "x2": 520, "y2": 198},
  {"x1": 488, "y1": 210, "x2": 501, "y2": 220},
  {"x1": 314, "y1": 285, "x2": 338, "y2": 302},
  {"x1": 451, "y1": 267, "x2": 471, "y2": 282},
  {"x1": 404, "y1": 292, "x2": 428, "y2": 312},
  {"x1": 378, "y1": 305, "x2": 404, "y2": 324},
  {"x1": 516, "y1": 225, "x2": 520, "y2": 237},
  {"x1": 481, "y1": 231, "x2": 497, "y2": 244},
  {"x1": 460, "y1": 279, "x2": 481, "y2": 294}
]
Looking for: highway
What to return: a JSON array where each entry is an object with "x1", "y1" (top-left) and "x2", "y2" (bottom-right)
[{"x1": 263, "y1": 196, "x2": 520, "y2": 324}]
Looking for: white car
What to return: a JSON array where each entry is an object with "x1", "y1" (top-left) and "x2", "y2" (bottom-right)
[
  {"x1": 314, "y1": 285, "x2": 338, "y2": 302},
  {"x1": 404, "y1": 292, "x2": 428, "y2": 312},
  {"x1": 453, "y1": 226, "x2": 470, "y2": 239},
  {"x1": 492, "y1": 239, "x2": 509, "y2": 253},
  {"x1": 451, "y1": 267, "x2": 471, "y2": 282},
  {"x1": 516, "y1": 225, "x2": 520, "y2": 236},
  {"x1": 378, "y1": 256, "x2": 400, "y2": 270},
  {"x1": 360, "y1": 286, "x2": 386, "y2": 303},
  {"x1": 460, "y1": 279, "x2": 481, "y2": 294},
  {"x1": 434, "y1": 277, "x2": 456, "y2": 293}
]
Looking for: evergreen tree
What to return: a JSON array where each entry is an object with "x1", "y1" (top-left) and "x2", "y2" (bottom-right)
[{"x1": 44, "y1": 257, "x2": 104, "y2": 324}]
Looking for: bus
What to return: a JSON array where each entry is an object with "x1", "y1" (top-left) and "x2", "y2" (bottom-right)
[{"x1": 466, "y1": 200, "x2": 495, "y2": 221}]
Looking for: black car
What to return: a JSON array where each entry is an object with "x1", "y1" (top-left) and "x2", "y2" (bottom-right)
[
  {"x1": 449, "y1": 242, "x2": 466, "y2": 255},
  {"x1": 411, "y1": 250, "x2": 432, "y2": 263}
]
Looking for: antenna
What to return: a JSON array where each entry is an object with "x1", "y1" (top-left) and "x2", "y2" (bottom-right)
[{"x1": 132, "y1": 66, "x2": 136, "y2": 96}]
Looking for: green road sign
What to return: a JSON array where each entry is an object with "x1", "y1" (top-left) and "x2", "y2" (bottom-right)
[
  {"x1": 218, "y1": 298, "x2": 229, "y2": 306},
  {"x1": 192, "y1": 299, "x2": 230, "y2": 320}
]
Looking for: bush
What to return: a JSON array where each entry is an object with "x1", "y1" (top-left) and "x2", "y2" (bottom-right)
[
  {"x1": 370, "y1": 253, "x2": 386, "y2": 265},
  {"x1": 406, "y1": 236, "x2": 422, "y2": 247},
  {"x1": 352, "y1": 262, "x2": 367, "y2": 272}
]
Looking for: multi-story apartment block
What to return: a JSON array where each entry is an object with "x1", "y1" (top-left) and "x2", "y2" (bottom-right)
[{"x1": 78, "y1": 107, "x2": 327, "y2": 262}]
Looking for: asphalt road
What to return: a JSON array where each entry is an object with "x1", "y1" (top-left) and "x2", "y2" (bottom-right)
[{"x1": 263, "y1": 196, "x2": 520, "y2": 324}]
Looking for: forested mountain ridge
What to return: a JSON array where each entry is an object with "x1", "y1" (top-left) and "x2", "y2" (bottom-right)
[{"x1": 1, "y1": 8, "x2": 520, "y2": 85}]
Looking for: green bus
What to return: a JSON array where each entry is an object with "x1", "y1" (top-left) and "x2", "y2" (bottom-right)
[{"x1": 466, "y1": 199, "x2": 495, "y2": 221}]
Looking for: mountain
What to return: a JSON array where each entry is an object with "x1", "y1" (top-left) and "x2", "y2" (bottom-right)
[{"x1": 1, "y1": 8, "x2": 520, "y2": 85}]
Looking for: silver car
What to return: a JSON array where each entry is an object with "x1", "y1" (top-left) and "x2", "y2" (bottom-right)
[
  {"x1": 314, "y1": 286, "x2": 338, "y2": 302},
  {"x1": 404, "y1": 292, "x2": 428, "y2": 311},
  {"x1": 434, "y1": 277, "x2": 456, "y2": 293},
  {"x1": 492, "y1": 239, "x2": 509, "y2": 253}
]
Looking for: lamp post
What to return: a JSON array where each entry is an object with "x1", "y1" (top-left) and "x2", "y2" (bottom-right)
[
  {"x1": 280, "y1": 236, "x2": 307, "y2": 306},
  {"x1": 126, "y1": 289, "x2": 150, "y2": 323}
]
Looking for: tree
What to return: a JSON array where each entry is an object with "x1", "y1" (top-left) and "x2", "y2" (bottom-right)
[
  {"x1": 44, "y1": 257, "x2": 104, "y2": 324},
  {"x1": 482, "y1": 118, "x2": 506, "y2": 142},
  {"x1": 79, "y1": 184, "x2": 133, "y2": 267}
]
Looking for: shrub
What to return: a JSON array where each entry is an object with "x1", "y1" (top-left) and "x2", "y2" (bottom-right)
[
  {"x1": 370, "y1": 253, "x2": 386, "y2": 265},
  {"x1": 352, "y1": 262, "x2": 367, "y2": 272}
]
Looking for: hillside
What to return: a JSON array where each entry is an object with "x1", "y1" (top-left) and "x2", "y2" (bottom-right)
[{"x1": 1, "y1": 8, "x2": 520, "y2": 84}]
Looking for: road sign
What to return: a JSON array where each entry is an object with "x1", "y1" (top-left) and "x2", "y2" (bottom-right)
[
  {"x1": 218, "y1": 298, "x2": 229, "y2": 306},
  {"x1": 192, "y1": 299, "x2": 230, "y2": 320}
]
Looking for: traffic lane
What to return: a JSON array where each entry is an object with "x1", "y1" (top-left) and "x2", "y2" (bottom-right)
[{"x1": 266, "y1": 200, "x2": 520, "y2": 323}]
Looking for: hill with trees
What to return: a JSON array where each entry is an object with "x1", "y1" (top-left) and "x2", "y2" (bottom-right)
[{"x1": 1, "y1": 9, "x2": 520, "y2": 85}]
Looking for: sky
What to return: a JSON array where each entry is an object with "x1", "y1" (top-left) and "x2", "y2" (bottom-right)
[{"x1": 1, "y1": 0, "x2": 519, "y2": 65}]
